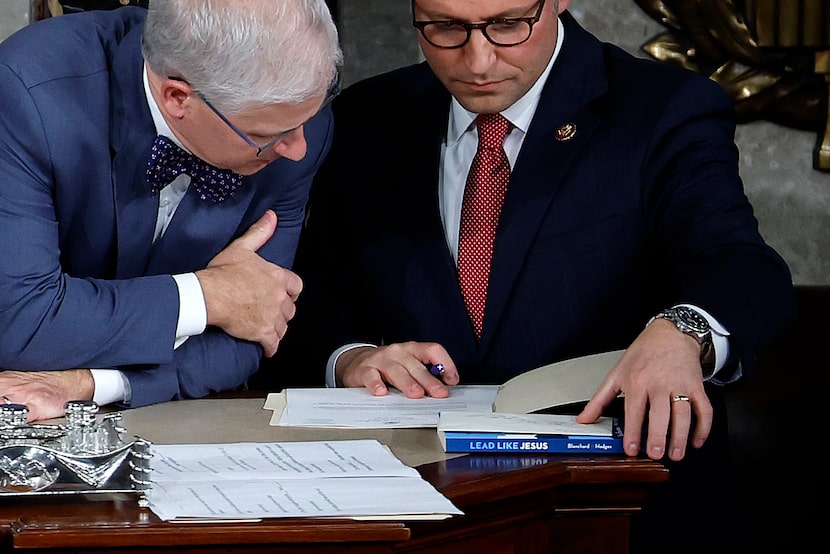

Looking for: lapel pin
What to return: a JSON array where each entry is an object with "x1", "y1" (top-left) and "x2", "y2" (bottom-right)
[{"x1": 555, "y1": 122, "x2": 577, "y2": 141}]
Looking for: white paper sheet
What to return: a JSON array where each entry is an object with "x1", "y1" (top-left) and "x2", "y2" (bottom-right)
[
  {"x1": 150, "y1": 439, "x2": 421, "y2": 480},
  {"x1": 276, "y1": 385, "x2": 499, "y2": 428},
  {"x1": 147, "y1": 439, "x2": 462, "y2": 521},
  {"x1": 436, "y1": 411, "x2": 614, "y2": 436}
]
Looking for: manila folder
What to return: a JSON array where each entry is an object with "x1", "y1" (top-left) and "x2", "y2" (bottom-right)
[{"x1": 493, "y1": 350, "x2": 624, "y2": 414}]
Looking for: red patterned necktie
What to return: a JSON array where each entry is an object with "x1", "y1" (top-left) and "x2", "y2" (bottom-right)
[
  {"x1": 145, "y1": 135, "x2": 243, "y2": 203},
  {"x1": 458, "y1": 113, "x2": 511, "y2": 339}
]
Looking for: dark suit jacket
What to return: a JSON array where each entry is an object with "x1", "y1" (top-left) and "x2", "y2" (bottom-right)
[
  {"x1": 274, "y1": 11, "x2": 795, "y2": 389},
  {"x1": 0, "y1": 8, "x2": 333, "y2": 406}
]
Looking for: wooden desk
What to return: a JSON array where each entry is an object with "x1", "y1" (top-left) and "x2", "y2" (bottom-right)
[{"x1": 0, "y1": 398, "x2": 668, "y2": 553}]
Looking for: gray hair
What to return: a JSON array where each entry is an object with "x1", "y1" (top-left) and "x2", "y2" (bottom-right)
[{"x1": 142, "y1": 0, "x2": 343, "y2": 114}]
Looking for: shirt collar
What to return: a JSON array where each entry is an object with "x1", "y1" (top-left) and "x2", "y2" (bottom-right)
[{"x1": 143, "y1": 64, "x2": 189, "y2": 152}]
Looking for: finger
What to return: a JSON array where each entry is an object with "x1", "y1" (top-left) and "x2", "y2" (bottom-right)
[
  {"x1": 276, "y1": 321, "x2": 288, "y2": 340},
  {"x1": 26, "y1": 402, "x2": 67, "y2": 423},
  {"x1": 285, "y1": 270, "x2": 303, "y2": 301},
  {"x1": 435, "y1": 361, "x2": 460, "y2": 386},
  {"x1": 261, "y1": 329, "x2": 279, "y2": 358},
  {"x1": 690, "y1": 395, "x2": 714, "y2": 448},
  {"x1": 381, "y1": 362, "x2": 427, "y2": 399},
  {"x1": 363, "y1": 368, "x2": 389, "y2": 396},
  {"x1": 621, "y1": 391, "x2": 647, "y2": 457},
  {"x1": 423, "y1": 362, "x2": 460, "y2": 387},
  {"x1": 408, "y1": 363, "x2": 450, "y2": 399},
  {"x1": 644, "y1": 397, "x2": 671, "y2": 460},
  {"x1": 576, "y1": 382, "x2": 618, "y2": 424},
  {"x1": 577, "y1": 394, "x2": 608, "y2": 424},
  {"x1": 668, "y1": 396, "x2": 692, "y2": 461},
  {"x1": 232, "y1": 210, "x2": 278, "y2": 253}
]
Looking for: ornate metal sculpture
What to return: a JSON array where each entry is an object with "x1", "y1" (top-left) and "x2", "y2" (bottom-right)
[
  {"x1": 633, "y1": 0, "x2": 830, "y2": 171},
  {"x1": 0, "y1": 400, "x2": 152, "y2": 506}
]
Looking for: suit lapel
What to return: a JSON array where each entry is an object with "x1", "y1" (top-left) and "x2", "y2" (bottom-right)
[
  {"x1": 109, "y1": 25, "x2": 160, "y2": 278},
  {"x1": 145, "y1": 184, "x2": 254, "y2": 274},
  {"x1": 481, "y1": 13, "x2": 609, "y2": 348},
  {"x1": 399, "y1": 77, "x2": 480, "y2": 350},
  {"x1": 108, "y1": 23, "x2": 253, "y2": 277}
]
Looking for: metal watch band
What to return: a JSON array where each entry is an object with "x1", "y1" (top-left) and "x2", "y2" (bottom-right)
[{"x1": 650, "y1": 306, "x2": 715, "y2": 376}]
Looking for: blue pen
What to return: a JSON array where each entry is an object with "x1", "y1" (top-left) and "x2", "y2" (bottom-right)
[{"x1": 428, "y1": 363, "x2": 445, "y2": 377}]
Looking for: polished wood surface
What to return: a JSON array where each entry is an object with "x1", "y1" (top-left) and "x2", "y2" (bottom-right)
[{"x1": 0, "y1": 431, "x2": 667, "y2": 553}]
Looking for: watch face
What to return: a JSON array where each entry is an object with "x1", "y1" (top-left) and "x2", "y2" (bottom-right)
[{"x1": 675, "y1": 306, "x2": 710, "y2": 333}]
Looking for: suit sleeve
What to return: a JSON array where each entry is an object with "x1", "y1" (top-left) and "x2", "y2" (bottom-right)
[
  {"x1": 641, "y1": 74, "x2": 796, "y2": 378},
  {"x1": 121, "y1": 104, "x2": 334, "y2": 407},
  {"x1": 0, "y1": 62, "x2": 181, "y2": 372}
]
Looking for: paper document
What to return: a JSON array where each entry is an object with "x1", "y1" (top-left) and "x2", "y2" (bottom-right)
[
  {"x1": 273, "y1": 385, "x2": 499, "y2": 428},
  {"x1": 147, "y1": 439, "x2": 462, "y2": 521},
  {"x1": 492, "y1": 350, "x2": 623, "y2": 414},
  {"x1": 437, "y1": 411, "x2": 614, "y2": 437},
  {"x1": 268, "y1": 350, "x2": 622, "y2": 430}
]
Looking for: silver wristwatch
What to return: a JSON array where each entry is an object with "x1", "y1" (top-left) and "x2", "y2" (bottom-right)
[{"x1": 649, "y1": 306, "x2": 715, "y2": 375}]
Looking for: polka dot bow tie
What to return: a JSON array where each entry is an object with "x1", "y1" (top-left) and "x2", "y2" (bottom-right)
[{"x1": 144, "y1": 135, "x2": 243, "y2": 203}]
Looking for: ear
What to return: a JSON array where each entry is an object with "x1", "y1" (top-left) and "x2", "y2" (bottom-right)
[
  {"x1": 158, "y1": 78, "x2": 192, "y2": 120},
  {"x1": 557, "y1": 0, "x2": 571, "y2": 14}
]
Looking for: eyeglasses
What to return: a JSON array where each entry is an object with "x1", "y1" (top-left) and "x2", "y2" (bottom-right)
[
  {"x1": 412, "y1": 0, "x2": 545, "y2": 49},
  {"x1": 170, "y1": 72, "x2": 341, "y2": 157}
]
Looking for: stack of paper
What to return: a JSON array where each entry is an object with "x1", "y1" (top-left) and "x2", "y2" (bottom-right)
[
  {"x1": 147, "y1": 439, "x2": 462, "y2": 521},
  {"x1": 271, "y1": 386, "x2": 499, "y2": 428},
  {"x1": 266, "y1": 350, "x2": 625, "y2": 429}
]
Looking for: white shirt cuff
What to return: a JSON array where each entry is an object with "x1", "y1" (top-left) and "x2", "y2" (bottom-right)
[
  {"x1": 90, "y1": 369, "x2": 131, "y2": 406},
  {"x1": 89, "y1": 274, "x2": 202, "y2": 409},
  {"x1": 326, "y1": 343, "x2": 377, "y2": 388},
  {"x1": 173, "y1": 272, "x2": 207, "y2": 349},
  {"x1": 677, "y1": 303, "x2": 734, "y2": 381}
]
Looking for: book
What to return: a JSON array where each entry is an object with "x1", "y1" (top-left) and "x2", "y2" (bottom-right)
[
  {"x1": 438, "y1": 430, "x2": 624, "y2": 454},
  {"x1": 437, "y1": 411, "x2": 624, "y2": 454},
  {"x1": 265, "y1": 350, "x2": 626, "y2": 428}
]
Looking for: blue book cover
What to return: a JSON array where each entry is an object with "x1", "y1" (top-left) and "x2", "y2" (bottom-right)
[{"x1": 438, "y1": 418, "x2": 624, "y2": 454}]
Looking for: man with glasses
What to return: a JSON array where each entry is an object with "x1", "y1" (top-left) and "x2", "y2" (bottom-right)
[
  {"x1": 0, "y1": 0, "x2": 342, "y2": 419},
  {"x1": 276, "y1": 1, "x2": 794, "y2": 552}
]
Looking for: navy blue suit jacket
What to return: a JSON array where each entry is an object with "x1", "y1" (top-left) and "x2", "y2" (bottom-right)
[
  {"x1": 279, "y1": 12, "x2": 794, "y2": 388},
  {"x1": 0, "y1": 8, "x2": 333, "y2": 406}
]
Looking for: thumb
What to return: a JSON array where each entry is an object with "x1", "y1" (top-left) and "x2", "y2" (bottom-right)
[{"x1": 232, "y1": 210, "x2": 278, "y2": 253}]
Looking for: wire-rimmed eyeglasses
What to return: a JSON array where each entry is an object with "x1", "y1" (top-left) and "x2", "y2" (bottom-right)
[
  {"x1": 412, "y1": 0, "x2": 546, "y2": 49},
  {"x1": 170, "y1": 72, "x2": 341, "y2": 157}
]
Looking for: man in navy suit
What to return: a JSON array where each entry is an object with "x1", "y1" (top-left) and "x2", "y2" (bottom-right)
[
  {"x1": 274, "y1": 0, "x2": 795, "y2": 551},
  {"x1": 0, "y1": 0, "x2": 342, "y2": 420}
]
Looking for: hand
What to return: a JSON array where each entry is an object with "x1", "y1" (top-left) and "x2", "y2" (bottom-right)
[
  {"x1": 576, "y1": 319, "x2": 713, "y2": 461},
  {"x1": 0, "y1": 369, "x2": 94, "y2": 422},
  {"x1": 337, "y1": 342, "x2": 460, "y2": 398},
  {"x1": 196, "y1": 210, "x2": 303, "y2": 357}
]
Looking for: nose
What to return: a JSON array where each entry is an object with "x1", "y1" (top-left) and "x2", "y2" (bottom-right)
[
  {"x1": 463, "y1": 30, "x2": 498, "y2": 74},
  {"x1": 268, "y1": 128, "x2": 308, "y2": 162}
]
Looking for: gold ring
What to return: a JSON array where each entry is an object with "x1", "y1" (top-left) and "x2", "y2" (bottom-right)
[{"x1": 671, "y1": 395, "x2": 691, "y2": 403}]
